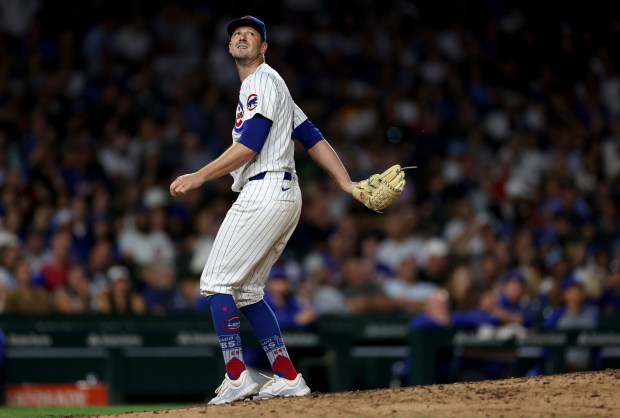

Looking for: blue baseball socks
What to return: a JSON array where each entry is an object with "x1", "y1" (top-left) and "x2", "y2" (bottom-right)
[
  {"x1": 241, "y1": 299, "x2": 298, "y2": 380},
  {"x1": 208, "y1": 294, "x2": 246, "y2": 379}
]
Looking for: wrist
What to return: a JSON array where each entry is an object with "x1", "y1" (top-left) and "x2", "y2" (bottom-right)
[
  {"x1": 195, "y1": 168, "x2": 209, "y2": 184},
  {"x1": 342, "y1": 180, "x2": 355, "y2": 194}
]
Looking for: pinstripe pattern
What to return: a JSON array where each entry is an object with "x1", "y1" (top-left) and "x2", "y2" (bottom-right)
[
  {"x1": 230, "y1": 63, "x2": 295, "y2": 193},
  {"x1": 293, "y1": 103, "x2": 308, "y2": 128},
  {"x1": 200, "y1": 173, "x2": 301, "y2": 307}
]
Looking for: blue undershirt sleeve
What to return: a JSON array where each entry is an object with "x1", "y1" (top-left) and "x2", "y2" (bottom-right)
[
  {"x1": 237, "y1": 115, "x2": 273, "y2": 153},
  {"x1": 292, "y1": 119, "x2": 324, "y2": 150}
]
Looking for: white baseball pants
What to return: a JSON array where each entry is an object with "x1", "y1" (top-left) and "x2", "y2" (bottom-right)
[{"x1": 200, "y1": 172, "x2": 301, "y2": 307}]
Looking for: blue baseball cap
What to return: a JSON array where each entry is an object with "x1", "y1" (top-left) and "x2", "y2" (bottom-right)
[
  {"x1": 504, "y1": 268, "x2": 525, "y2": 284},
  {"x1": 227, "y1": 15, "x2": 267, "y2": 41},
  {"x1": 544, "y1": 248, "x2": 564, "y2": 269},
  {"x1": 561, "y1": 275, "x2": 582, "y2": 291},
  {"x1": 269, "y1": 266, "x2": 288, "y2": 280}
]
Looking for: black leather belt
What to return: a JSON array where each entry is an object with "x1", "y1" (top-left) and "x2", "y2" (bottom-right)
[{"x1": 249, "y1": 172, "x2": 292, "y2": 181}]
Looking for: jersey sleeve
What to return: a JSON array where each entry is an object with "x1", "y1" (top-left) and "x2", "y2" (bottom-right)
[
  {"x1": 237, "y1": 116, "x2": 272, "y2": 153},
  {"x1": 244, "y1": 73, "x2": 279, "y2": 122},
  {"x1": 291, "y1": 102, "x2": 324, "y2": 150},
  {"x1": 292, "y1": 102, "x2": 309, "y2": 129}
]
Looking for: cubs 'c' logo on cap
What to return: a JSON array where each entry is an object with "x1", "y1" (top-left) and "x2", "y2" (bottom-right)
[
  {"x1": 222, "y1": 314, "x2": 241, "y2": 331},
  {"x1": 234, "y1": 101, "x2": 244, "y2": 133},
  {"x1": 247, "y1": 94, "x2": 258, "y2": 111}
]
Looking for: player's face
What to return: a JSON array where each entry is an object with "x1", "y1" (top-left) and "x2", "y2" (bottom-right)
[{"x1": 229, "y1": 26, "x2": 266, "y2": 61}]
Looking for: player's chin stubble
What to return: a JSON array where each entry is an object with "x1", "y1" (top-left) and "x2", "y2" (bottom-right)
[{"x1": 233, "y1": 52, "x2": 261, "y2": 67}]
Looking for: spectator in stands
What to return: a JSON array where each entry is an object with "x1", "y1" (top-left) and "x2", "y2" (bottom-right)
[
  {"x1": 117, "y1": 201, "x2": 175, "y2": 269},
  {"x1": 140, "y1": 263, "x2": 189, "y2": 315},
  {"x1": 475, "y1": 251, "x2": 502, "y2": 290},
  {"x1": 570, "y1": 241, "x2": 607, "y2": 302},
  {"x1": 544, "y1": 275, "x2": 600, "y2": 371},
  {"x1": 3, "y1": 258, "x2": 53, "y2": 314},
  {"x1": 86, "y1": 239, "x2": 116, "y2": 305},
  {"x1": 0, "y1": 282, "x2": 5, "y2": 313},
  {"x1": 40, "y1": 230, "x2": 73, "y2": 292},
  {"x1": 444, "y1": 264, "x2": 480, "y2": 311},
  {"x1": 98, "y1": 128, "x2": 142, "y2": 183},
  {"x1": 67, "y1": 196, "x2": 92, "y2": 263},
  {"x1": 492, "y1": 269, "x2": 534, "y2": 327},
  {"x1": 600, "y1": 260, "x2": 620, "y2": 316},
  {"x1": 443, "y1": 198, "x2": 492, "y2": 259},
  {"x1": 418, "y1": 238, "x2": 450, "y2": 286},
  {"x1": 53, "y1": 263, "x2": 94, "y2": 314},
  {"x1": 357, "y1": 230, "x2": 392, "y2": 282},
  {"x1": 96, "y1": 265, "x2": 146, "y2": 315},
  {"x1": 0, "y1": 239, "x2": 20, "y2": 290},
  {"x1": 264, "y1": 267, "x2": 317, "y2": 330},
  {"x1": 407, "y1": 289, "x2": 456, "y2": 383},
  {"x1": 450, "y1": 289, "x2": 502, "y2": 329},
  {"x1": 339, "y1": 257, "x2": 394, "y2": 315},
  {"x1": 375, "y1": 208, "x2": 424, "y2": 274},
  {"x1": 409, "y1": 289, "x2": 452, "y2": 329},
  {"x1": 536, "y1": 248, "x2": 570, "y2": 311},
  {"x1": 440, "y1": 269, "x2": 533, "y2": 329},
  {"x1": 303, "y1": 230, "x2": 356, "y2": 287},
  {"x1": 22, "y1": 228, "x2": 47, "y2": 275},
  {"x1": 512, "y1": 228, "x2": 540, "y2": 297},
  {"x1": 383, "y1": 257, "x2": 438, "y2": 313},
  {"x1": 188, "y1": 206, "x2": 218, "y2": 276},
  {"x1": 304, "y1": 261, "x2": 349, "y2": 316}
]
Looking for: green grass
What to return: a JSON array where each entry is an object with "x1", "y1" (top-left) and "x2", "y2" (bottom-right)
[{"x1": 0, "y1": 404, "x2": 196, "y2": 418}]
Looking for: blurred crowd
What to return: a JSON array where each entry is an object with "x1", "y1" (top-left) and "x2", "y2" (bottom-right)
[{"x1": 1, "y1": 0, "x2": 620, "y2": 354}]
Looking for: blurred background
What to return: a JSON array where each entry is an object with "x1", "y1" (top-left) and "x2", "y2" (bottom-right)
[{"x1": 1, "y1": 0, "x2": 620, "y2": 407}]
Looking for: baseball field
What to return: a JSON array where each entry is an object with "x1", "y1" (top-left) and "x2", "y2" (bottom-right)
[
  {"x1": 127, "y1": 369, "x2": 619, "y2": 417},
  {"x1": 5, "y1": 369, "x2": 616, "y2": 418}
]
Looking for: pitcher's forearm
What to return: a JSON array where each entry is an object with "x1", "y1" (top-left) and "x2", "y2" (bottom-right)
[
  {"x1": 196, "y1": 143, "x2": 257, "y2": 182},
  {"x1": 308, "y1": 140, "x2": 354, "y2": 193}
]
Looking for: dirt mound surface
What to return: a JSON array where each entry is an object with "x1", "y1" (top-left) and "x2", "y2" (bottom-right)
[{"x1": 123, "y1": 369, "x2": 620, "y2": 417}]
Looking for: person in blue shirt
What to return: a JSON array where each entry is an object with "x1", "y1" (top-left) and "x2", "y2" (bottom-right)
[
  {"x1": 407, "y1": 289, "x2": 453, "y2": 383},
  {"x1": 544, "y1": 275, "x2": 600, "y2": 371},
  {"x1": 600, "y1": 260, "x2": 620, "y2": 315},
  {"x1": 409, "y1": 288, "x2": 500, "y2": 330},
  {"x1": 544, "y1": 275, "x2": 600, "y2": 330},
  {"x1": 409, "y1": 289, "x2": 452, "y2": 329},
  {"x1": 494, "y1": 269, "x2": 534, "y2": 328},
  {"x1": 264, "y1": 267, "x2": 317, "y2": 331},
  {"x1": 140, "y1": 264, "x2": 189, "y2": 315}
]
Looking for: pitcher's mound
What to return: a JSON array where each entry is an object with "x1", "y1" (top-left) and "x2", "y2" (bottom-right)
[{"x1": 124, "y1": 369, "x2": 620, "y2": 417}]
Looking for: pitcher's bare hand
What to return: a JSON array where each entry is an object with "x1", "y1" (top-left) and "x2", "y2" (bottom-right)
[{"x1": 170, "y1": 173, "x2": 204, "y2": 197}]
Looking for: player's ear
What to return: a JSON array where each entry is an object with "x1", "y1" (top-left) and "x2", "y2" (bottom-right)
[
  {"x1": 261, "y1": 42, "x2": 268, "y2": 55},
  {"x1": 228, "y1": 41, "x2": 233, "y2": 55}
]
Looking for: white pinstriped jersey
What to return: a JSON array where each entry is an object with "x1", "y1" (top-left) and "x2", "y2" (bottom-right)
[
  {"x1": 230, "y1": 63, "x2": 296, "y2": 192},
  {"x1": 292, "y1": 102, "x2": 310, "y2": 135}
]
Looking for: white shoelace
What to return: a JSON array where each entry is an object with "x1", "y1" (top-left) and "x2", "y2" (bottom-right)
[
  {"x1": 214, "y1": 374, "x2": 237, "y2": 394},
  {"x1": 214, "y1": 380, "x2": 227, "y2": 394}
]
